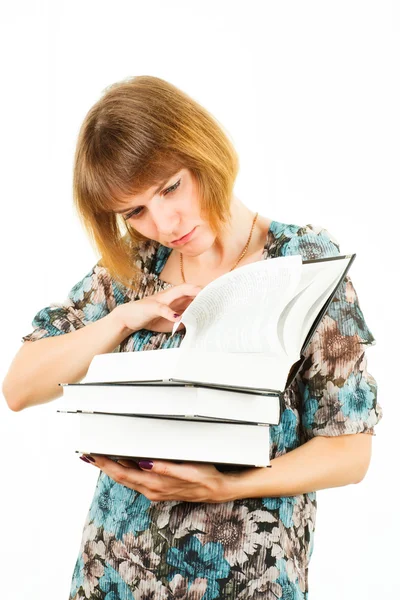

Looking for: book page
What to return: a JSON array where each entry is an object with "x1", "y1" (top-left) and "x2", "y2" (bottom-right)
[
  {"x1": 174, "y1": 349, "x2": 292, "y2": 392},
  {"x1": 276, "y1": 263, "x2": 330, "y2": 355},
  {"x1": 281, "y1": 257, "x2": 350, "y2": 357},
  {"x1": 298, "y1": 262, "x2": 349, "y2": 350},
  {"x1": 277, "y1": 282, "x2": 314, "y2": 354},
  {"x1": 80, "y1": 348, "x2": 181, "y2": 384},
  {"x1": 175, "y1": 255, "x2": 303, "y2": 354}
]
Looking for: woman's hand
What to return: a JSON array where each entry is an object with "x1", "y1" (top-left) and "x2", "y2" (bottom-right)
[
  {"x1": 80, "y1": 454, "x2": 231, "y2": 503},
  {"x1": 114, "y1": 283, "x2": 202, "y2": 333}
]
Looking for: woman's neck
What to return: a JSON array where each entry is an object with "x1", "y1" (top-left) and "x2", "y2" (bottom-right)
[{"x1": 180, "y1": 197, "x2": 268, "y2": 273}]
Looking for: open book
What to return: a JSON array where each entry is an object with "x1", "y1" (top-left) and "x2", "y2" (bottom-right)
[{"x1": 76, "y1": 253, "x2": 355, "y2": 395}]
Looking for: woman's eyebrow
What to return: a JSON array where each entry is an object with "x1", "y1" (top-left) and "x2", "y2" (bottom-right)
[{"x1": 113, "y1": 177, "x2": 171, "y2": 214}]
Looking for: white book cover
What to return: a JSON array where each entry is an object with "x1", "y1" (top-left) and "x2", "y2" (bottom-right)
[
  {"x1": 73, "y1": 412, "x2": 271, "y2": 467},
  {"x1": 57, "y1": 384, "x2": 281, "y2": 425}
]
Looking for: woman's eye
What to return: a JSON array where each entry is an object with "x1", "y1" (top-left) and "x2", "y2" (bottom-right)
[
  {"x1": 163, "y1": 178, "x2": 181, "y2": 196},
  {"x1": 123, "y1": 178, "x2": 181, "y2": 221},
  {"x1": 123, "y1": 207, "x2": 143, "y2": 221}
]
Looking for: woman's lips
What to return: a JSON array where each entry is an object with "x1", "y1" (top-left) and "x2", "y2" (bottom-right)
[{"x1": 171, "y1": 227, "x2": 196, "y2": 246}]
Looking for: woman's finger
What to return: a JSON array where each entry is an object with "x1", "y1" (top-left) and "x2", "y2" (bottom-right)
[
  {"x1": 156, "y1": 283, "x2": 202, "y2": 304},
  {"x1": 116, "y1": 459, "x2": 141, "y2": 469},
  {"x1": 89, "y1": 454, "x2": 158, "y2": 488},
  {"x1": 156, "y1": 302, "x2": 183, "y2": 323}
]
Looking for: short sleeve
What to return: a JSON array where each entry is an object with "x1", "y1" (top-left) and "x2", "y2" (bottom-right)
[
  {"x1": 289, "y1": 224, "x2": 383, "y2": 440},
  {"x1": 21, "y1": 262, "x2": 131, "y2": 343}
]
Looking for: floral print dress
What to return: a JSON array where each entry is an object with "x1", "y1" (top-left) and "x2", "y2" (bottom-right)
[{"x1": 22, "y1": 221, "x2": 382, "y2": 600}]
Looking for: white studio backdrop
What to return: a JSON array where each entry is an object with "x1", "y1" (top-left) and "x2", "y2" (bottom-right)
[{"x1": 0, "y1": 1, "x2": 398, "y2": 598}]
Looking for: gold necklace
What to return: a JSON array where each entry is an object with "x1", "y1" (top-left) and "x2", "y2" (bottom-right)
[{"x1": 180, "y1": 212, "x2": 259, "y2": 284}]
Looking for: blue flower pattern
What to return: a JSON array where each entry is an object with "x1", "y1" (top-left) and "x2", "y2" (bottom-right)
[
  {"x1": 89, "y1": 472, "x2": 151, "y2": 539},
  {"x1": 22, "y1": 221, "x2": 382, "y2": 599},
  {"x1": 167, "y1": 536, "x2": 230, "y2": 600}
]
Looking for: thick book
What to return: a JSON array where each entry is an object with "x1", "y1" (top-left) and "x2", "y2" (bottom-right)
[
  {"x1": 72, "y1": 412, "x2": 271, "y2": 467},
  {"x1": 57, "y1": 383, "x2": 281, "y2": 425},
  {"x1": 76, "y1": 253, "x2": 355, "y2": 395}
]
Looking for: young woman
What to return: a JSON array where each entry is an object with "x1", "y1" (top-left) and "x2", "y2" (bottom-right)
[{"x1": 3, "y1": 75, "x2": 382, "y2": 600}]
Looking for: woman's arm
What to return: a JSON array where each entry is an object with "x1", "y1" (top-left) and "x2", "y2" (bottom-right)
[
  {"x1": 2, "y1": 309, "x2": 132, "y2": 412},
  {"x1": 220, "y1": 432, "x2": 372, "y2": 501},
  {"x1": 81, "y1": 432, "x2": 372, "y2": 504}
]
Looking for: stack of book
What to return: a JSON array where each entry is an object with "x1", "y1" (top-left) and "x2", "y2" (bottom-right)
[{"x1": 56, "y1": 252, "x2": 355, "y2": 468}]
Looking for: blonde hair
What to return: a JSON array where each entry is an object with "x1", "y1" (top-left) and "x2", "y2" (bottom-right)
[{"x1": 73, "y1": 75, "x2": 239, "y2": 290}]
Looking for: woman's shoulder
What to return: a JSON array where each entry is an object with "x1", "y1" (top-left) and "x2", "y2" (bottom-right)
[
  {"x1": 269, "y1": 220, "x2": 341, "y2": 260},
  {"x1": 135, "y1": 238, "x2": 171, "y2": 277},
  {"x1": 134, "y1": 238, "x2": 158, "y2": 274},
  {"x1": 133, "y1": 221, "x2": 342, "y2": 272}
]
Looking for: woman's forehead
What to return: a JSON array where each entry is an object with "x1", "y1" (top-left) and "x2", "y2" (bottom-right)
[
  {"x1": 110, "y1": 178, "x2": 171, "y2": 213},
  {"x1": 107, "y1": 168, "x2": 186, "y2": 212}
]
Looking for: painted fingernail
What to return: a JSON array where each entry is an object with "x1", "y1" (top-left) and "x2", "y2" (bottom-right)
[
  {"x1": 138, "y1": 460, "x2": 154, "y2": 470},
  {"x1": 80, "y1": 456, "x2": 91, "y2": 464},
  {"x1": 173, "y1": 313, "x2": 180, "y2": 318},
  {"x1": 84, "y1": 455, "x2": 96, "y2": 463}
]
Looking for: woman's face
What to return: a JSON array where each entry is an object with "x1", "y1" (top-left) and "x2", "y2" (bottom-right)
[{"x1": 113, "y1": 168, "x2": 217, "y2": 256}]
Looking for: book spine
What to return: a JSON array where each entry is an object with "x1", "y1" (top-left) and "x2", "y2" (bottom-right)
[
  {"x1": 72, "y1": 411, "x2": 271, "y2": 426},
  {"x1": 302, "y1": 253, "x2": 355, "y2": 264},
  {"x1": 171, "y1": 379, "x2": 280, "y2": 395}
]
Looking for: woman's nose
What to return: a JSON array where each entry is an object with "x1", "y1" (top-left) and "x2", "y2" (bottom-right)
[{"x1": 152, "y1": 208, "x2": 180, "y2": 236}]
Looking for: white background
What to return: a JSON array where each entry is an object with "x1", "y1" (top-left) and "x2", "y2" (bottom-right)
[{"x1": 0, "y1": 1, "x2": 398, "y2": 598}]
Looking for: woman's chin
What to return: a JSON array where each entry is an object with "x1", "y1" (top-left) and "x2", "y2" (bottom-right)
[{"x1": 180, "y1": 231, "x2": 216, "y2": 256}]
